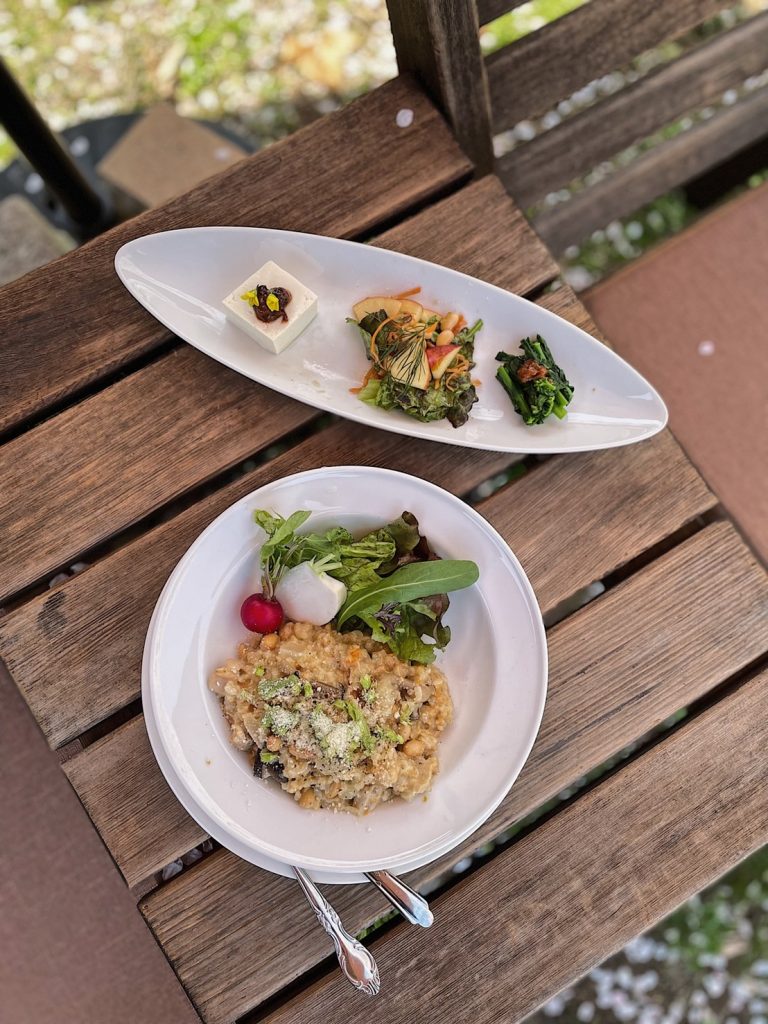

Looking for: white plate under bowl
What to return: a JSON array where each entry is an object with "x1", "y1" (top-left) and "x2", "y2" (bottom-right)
[
  {"x1": 142, "y1": 598, "x2": 362, "y2": 884},
  {"x1": 144, "y1": 596, "x2": 509, "y2": 885},
  {"x1": 147, "y1": 466, "x2": 547, "y2": 875},
  {"x1": 115, "y1": 226, "x2": 667, "y2": 454}
]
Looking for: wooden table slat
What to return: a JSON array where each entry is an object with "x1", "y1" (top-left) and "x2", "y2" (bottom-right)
[
  {"x1": 2, "y1": 424, "x2": 713, "y2": 751},
  {"x1": 0, "y1": 76, "x2": 471, "y2": 435},
  {"x1": 264, "y1": 660, "x2": 768, "y2": 1024},
  {"x1": 373, "y1": 175, "x2": 558, "y2": 294},
  {"x1": 138, "y1": 520, "x2": 768, "y2": 1022}
]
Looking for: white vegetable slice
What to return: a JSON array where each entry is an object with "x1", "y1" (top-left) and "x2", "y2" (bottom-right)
[{"x1": 274, "y1": 562, "x2": 347, "y2": 626}]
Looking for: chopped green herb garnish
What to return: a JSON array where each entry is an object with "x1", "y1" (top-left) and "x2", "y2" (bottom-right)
[
  {"x1": 360, "y1": 674, "x2": 372, "y2": 691},
  {"x1": 259, "y1": 751, "x2": 279, "y2": 764},
  {"x1": 258, "y1": 674, "x2": 301, "y2": 700},
  {"x1": 262, "y1": 706, "x2": 299, "y2": 737},
  {"x1": 253, "y1": 666, "x2": 265, "y2": 677},
  {"x1": 379, "y1": 728, "x2": 404, "y2": 745},
  {"x1": 303, "y1": 682, "x2": 313, "y2": 699},
  {"x1": 400, "y1": 702, "x2": 412, "y2": 724}
]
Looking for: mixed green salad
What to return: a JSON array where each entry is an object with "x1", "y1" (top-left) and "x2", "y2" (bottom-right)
[
  {"x1": 239, "y1": 508, "x2": 479, "y2": 664},
  {"x1": 347, "y1": 288, "x2": 482, "y2": 428}
]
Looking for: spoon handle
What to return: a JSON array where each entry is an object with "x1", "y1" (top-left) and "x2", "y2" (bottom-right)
[
  {"x1": 292, "y1": 866, "x2": 380, "y2": 995},
  {"x1": 365, "y1": 870, "x2": 434, "y2": 928}
]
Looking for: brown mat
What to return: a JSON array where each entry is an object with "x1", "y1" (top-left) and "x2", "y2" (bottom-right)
[
  {"x1": 585, "y1": 183, "x2": 768, "y2": 563},
  {"x1": 0, "y1": 662, "x2": 200, "y2": 1024}
]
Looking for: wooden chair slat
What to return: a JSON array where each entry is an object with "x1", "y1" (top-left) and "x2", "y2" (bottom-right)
[
  {"x1": 0, "y1": 174, "x2": 550, "y2": 608},
  {"x1": 139, "y1": 521, "x2": 767, "y2": 1023},
  {"x1": 531, "y1": 84, "x2": 768, "y2": 253},
  {"x1": 59, "y1": 428, "x2": 716, "y2": 889},
  {"x1": 387, "y1": 0, "x2": 494, "y2": 172},
  {"x1": 264, "y1": 657, "x2": 768, "y2": 1024},
  {"x1": 499, "y1": 11, "x2": 768, "y2": 208},
  {"x1": 486, "y1": 0, "x2": 734, "y2": 132},
  {"x1": 476, "y1": 0, "x2": 528, "y2": 26},
  {"x1": 0, "y1": 77, "x2": 471, "y2": 435}
]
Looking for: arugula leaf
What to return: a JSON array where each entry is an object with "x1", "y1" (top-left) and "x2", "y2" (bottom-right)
[
  {"x1": 253, "y1": 509, "x2": 312, "y2": 595},
  {"x1": 337, "y1": 559, "x2": 478, "y2": 627}
]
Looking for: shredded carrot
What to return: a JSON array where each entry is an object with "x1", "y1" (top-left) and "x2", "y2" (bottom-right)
[
  {"x1": 393, "y1": 286, "x2": 422, "y2": 299},
  {"x1": 350, "y1": 367, "x2": 381, "y2": 394},
  {"x1": 369, "y1": 315, "x2": 395, "y2": 362}
]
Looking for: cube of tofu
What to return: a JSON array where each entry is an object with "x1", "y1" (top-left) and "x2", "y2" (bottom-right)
[{"x1": 223, "y1": 260, "x2": 318, "y2": 354}]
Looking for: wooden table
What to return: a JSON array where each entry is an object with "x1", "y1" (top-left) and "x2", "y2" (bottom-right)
[{"x1": 2, "y1": 76, "x2": 767, "y2": 1024}]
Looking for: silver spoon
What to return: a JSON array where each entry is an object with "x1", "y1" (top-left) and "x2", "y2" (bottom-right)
[
  {"x1": 292, "y1": 866, "x2": 380, "y2": 995},
  {"x1": 365, "y1": 870, "x2": 433, "y2": 927}
]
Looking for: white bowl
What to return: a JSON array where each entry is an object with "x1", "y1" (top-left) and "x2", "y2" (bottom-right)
[{"x1": 146, "y1": 467, "x2": 547, "y2": 875}]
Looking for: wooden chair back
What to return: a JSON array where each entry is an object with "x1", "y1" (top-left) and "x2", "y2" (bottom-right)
[{"x1": 388, "y1": 0, "x2": 768, "y2": 252}]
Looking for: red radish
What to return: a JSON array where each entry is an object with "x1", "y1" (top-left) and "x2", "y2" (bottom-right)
[{"x1": 240, "y1": 593, "x2": 283, "y2": 633}]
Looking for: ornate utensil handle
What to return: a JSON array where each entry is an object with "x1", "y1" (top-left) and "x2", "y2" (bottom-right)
[
  {"x1": 365, "y1": 870, "x2": 433, "y2": 928},
  {"x1": 293, "y1": 866, "x2": 380, "y2": 995}
]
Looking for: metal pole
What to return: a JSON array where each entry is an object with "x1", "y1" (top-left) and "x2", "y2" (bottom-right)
[{"x1": 0, "y1": 57, "x2": 105, "y2": 230}]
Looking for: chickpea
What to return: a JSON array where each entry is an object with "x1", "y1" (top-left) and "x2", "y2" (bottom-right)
[
  {"x1": 279, "y1": 621, "x2": 294, "y2": 639},
  {"x1": 266, "y1": 735, "x2": 281, "y2": 752},
  {"x1": 207, "y1": 673, "x2": 228, "y2": 695},
  {"x1": 293, "y1": 621, "x2": 313, "y2": 640},
  {"x1": 298, "y1": 789, "x2": 317, "y2": 809},
  {"x1": 403, "y1": 738, "x2": 425, "y2": 758},
  {"x1": 260, "y1": 632, "x2": 278, "y2": 650}
]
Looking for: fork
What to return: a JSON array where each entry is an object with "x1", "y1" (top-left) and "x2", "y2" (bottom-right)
[{"x1": 292, "y1": 866, "x2": 380, "y2": 995}]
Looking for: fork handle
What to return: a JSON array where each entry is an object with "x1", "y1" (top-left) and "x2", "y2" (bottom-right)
[{"x1": 293, "y1": 866, "x2": 380, "y2": 995}]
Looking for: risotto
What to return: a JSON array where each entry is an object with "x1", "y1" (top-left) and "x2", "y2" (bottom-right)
[{"x1": 208, "y1": 620, "x2": 453, "y2": 815}]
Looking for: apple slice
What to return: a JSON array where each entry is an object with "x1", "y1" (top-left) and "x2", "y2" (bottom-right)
[
  {"x1": 426, "y1": 343, "x2": 460, "y2": 380},
  {"x1": 398, "y1": 298, "x2": 423, "y2": 322},
  {"x1": 389, "y1": 342, "x2": 430, "y2": 390},
  {"x1": 353, "y1": 296, "x2": 402, "y2": 321}
]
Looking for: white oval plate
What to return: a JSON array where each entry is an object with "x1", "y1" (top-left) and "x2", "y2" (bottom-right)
[
  {"x1": 146, "y1": 467, "x2": 547, "y2": 875},
  {"x1": 115, "y1": 226, "x2": 667, "y2": 454}
]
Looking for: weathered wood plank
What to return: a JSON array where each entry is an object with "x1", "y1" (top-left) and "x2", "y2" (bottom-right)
[
  {"x1": 531, "y1": 85, "x2": 768, "y2": 252},
  {"x1": 0, "y1": 173, "x2": 550, "y2": 608},
  {"x1": 3, "y1": 423, "x2": 711, "y2": 751},
  {"x1": 140, "y1": 521, "x2": 768, "y2": 1022},
  {"x1": 486, "y1": 0, "x2": 734, "y2": 131},
  {"x1": 265, "y1": 659, "x2": 768, "y2": 1024},
  {"x1": 387, "y1": 0, "x2": 494, "y2": 172},
  {"x1": 70, "y1": 515, "x2": 761, "y2": 891},
  {"x1": 500, "y1": 12, "x2": 768, "y2": 207},
  {"x1": 0, "y1": 346, "x2": 316, "y2": 604},
  {"x1": 1, "y1": 420, "x2": 516, "y2": 748},
  {"x1": 535, "y1": 282, "x2": 606, "y2": 342},
  {"x1": 477, "y1": 0, "x2": 528, "y2": 25},
  {"x1": 373, "y1": 175, "x2": 558, "y2": 293},
  {"x1": 0, "y1": 76, "x2": 471, "y2": 434}
]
